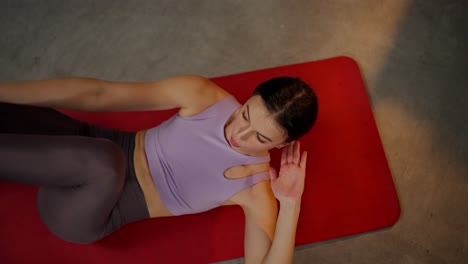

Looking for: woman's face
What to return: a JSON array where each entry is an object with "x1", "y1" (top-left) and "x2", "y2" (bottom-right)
[{"x1": 225, "y1": 95, "x2": 288, "y2": 156}]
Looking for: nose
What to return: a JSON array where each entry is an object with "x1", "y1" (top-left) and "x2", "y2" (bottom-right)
[{"x1": 237, "y1": 122, "x2": 252, "y2": 140}]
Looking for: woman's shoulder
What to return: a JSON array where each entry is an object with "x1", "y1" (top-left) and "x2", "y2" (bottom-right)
[
  {"x1": 178, "y1": 78, "x2": 234, "y2": 117},
  {"x1": 225, "y1": 180, "x2": 276, "y2": 210}
]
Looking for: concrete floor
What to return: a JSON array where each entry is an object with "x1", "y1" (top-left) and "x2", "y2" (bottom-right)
[{"x1": 1, "y1": 0, "x2": 467, "y2": 263}]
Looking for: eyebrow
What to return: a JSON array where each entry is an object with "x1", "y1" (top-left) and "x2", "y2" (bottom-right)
[{"x1": 247, "y1": 104, "x2": 273, "y2": 142}]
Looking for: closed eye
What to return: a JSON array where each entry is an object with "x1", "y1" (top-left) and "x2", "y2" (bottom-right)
[
  {"x1": 257, "y1": 134, "x2": 267, "y2": 143},
  {"x1": 243, "y1": 106, "x2": 270, "y2": 144},
  {"x1": 242, "y1": 111, "x2": 248, "y2": 121}
]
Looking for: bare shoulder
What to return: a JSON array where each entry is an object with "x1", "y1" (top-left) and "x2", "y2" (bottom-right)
[
  {"x1": 176, "y1": 75, "x2": 232, "y2": 117},
  {"x1": 227, "y1": 180, "x2": 277, "y2": 212}
]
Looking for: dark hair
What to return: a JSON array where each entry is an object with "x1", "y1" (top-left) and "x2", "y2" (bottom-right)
[{"x1": 253, "y1": 76, "x2": 318, "y2": 143}]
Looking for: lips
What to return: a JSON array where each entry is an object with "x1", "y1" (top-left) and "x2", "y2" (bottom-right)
[{"x1": 230, "y1": 137, "x2": 240, "y2": 148}]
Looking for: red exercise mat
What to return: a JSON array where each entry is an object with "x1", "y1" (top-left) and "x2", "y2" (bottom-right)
[{"x1": 0, "y1": 57, "x2": 400, "y2": 263}]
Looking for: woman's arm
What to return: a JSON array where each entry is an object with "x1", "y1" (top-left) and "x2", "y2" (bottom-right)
[
  {"x1": 0, "y1": 78, "x2": 102, "y2": 110},
  {"x1": 261, "y1": 200, "x2": 301, "y2": 264},
  {"x1": 0, "y1": 75, "x2": 227, "y2": 113},
  {"x1": 242, "y1": 141, "x2": 307, "y2": 264}
]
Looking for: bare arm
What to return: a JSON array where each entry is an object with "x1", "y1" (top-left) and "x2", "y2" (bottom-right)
[
  {"x1": 0, "y1": 75, "x2": 228, "y2": 114},
  {"x1": 260, "y1": 200, "x2": 301, "y2": 264},
  {"x1": 242, "y1": 188, "x2": 301, "y2": 264},
  {"x1": 241, "y1": 141, "x2": 307, "y2": 264}
]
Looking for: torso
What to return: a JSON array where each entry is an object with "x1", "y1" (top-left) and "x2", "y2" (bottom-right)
[
  {"x1": 133, "y1": 130, "x2": 172, "y2": 217},
  {"x1": 133, "y1": 92, "x2": 271, "y2": 218}
]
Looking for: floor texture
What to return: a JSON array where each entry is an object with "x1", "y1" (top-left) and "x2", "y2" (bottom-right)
[{"x1": 0, "y1": 0, "x2": 467, "y2": 263}]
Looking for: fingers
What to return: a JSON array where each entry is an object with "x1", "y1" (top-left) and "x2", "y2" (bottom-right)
[
  {"x1": 281, "y1": 144, "x2": 287, "y2": 166},
  {"x1": 293, "y1": 141, "x2": 300, "y2": 164},
  {"x1": 287, "y1": 142, "x2": 294, "y2": 164},
  {"x1": 287, "y1": 141, "x2": 300, "y2": 165},
  {"x1": 300, "y1": 151, "x2": 307, "y2": 170},
  {"x1": 281, "y1": 141, "x2": 304, "y2": 166}
]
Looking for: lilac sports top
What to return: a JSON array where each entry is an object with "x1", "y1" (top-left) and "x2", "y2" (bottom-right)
[{"x1": 144, "y1": 95, "x2": 271, "y2": 216}]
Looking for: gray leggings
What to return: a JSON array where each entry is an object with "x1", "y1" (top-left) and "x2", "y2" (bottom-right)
[{"x1": 0, "y1": 102, "x2": 149, "y2": 244}]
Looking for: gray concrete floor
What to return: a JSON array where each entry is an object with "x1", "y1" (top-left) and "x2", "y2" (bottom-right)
[{"x1": 1, "y1": 0, "x2": 467, "y2": 263}]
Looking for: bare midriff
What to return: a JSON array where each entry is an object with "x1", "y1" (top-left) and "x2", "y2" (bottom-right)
[{"x1": 133, "y1": 130, "x2": 173, "y2": 217}]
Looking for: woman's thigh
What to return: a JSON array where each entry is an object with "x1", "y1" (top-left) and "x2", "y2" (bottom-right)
[
  {"x1": 2, "y1": 134, "x2": 128, "y2": 244},
  {"x1": 0, "y1": 103, "x2": 148, "y2": 242}
]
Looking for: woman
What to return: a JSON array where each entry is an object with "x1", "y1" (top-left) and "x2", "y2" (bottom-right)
[{"x1": 0, "y1": 75, "x2": 318, "y2": 264}]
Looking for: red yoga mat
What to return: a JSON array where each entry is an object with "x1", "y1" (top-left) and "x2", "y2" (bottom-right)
[{"x1": 0, "y1": 56, "x2": 400, "y2": 263}]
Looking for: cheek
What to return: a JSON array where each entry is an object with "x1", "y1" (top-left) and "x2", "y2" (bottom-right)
[
  {"x1": 231, "y1": 115, "x2": 246, "y2": 134},
  {"x1": 243, "y1": 140, "x2": 269, "y2": 151},
  {"x1": 231, "y1": 112, "x2": 242, "y2": 127}
]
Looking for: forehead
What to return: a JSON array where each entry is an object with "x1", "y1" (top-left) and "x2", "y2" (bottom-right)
[
  {"x1": 244, "y1": 96, "x2": 286, "y2": 140},
  {"x1": 246, "y1": 95, "x2": 270, "y2": 116}
]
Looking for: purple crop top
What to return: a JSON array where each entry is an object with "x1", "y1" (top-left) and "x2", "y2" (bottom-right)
[{"x1": 144, "y1": 95, "x2": 271, "y2": 216}]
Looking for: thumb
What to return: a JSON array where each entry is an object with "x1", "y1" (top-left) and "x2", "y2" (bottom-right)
[{"x1": 269, "y1": 167, "x2": 277, "y2": 182}]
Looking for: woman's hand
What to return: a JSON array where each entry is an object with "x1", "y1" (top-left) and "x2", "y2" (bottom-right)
[{"x1": 269, "y1": 141, "x2": 307, "y2": 203}]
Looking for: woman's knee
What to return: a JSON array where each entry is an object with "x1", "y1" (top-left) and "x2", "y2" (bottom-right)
[
  {"x1": 36, "y1": 137, "x2": 127, "y2": 244},
  {"x1": 48, "y1": 225, "x2": 103, "y2": 244},
  {"x1": 44, "y1": 222, "x2": 104, "y2": 244},
  {"x1": 37, "y1": 182, "x2": 119, "y2": 244}
]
